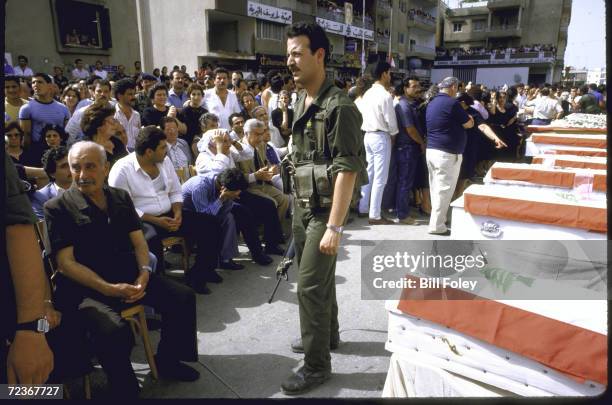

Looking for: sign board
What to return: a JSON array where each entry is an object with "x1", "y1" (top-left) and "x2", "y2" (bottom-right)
[
  {"x1": 247, "y1": 1, "x2": 292, "y2": 24},
  {"x1": 434, "y1": 57, "x2": 555, "y2": 66},
  {"x1": 316, "y1": 17, "x2": 374, "y2": 41}
]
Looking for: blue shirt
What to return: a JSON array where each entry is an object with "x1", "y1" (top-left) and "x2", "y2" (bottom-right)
[
  {"x1": 395, "y1": 96, "x2": 424, "y2": 148},
  {"x1": 181, "y1": 173, "x2": 232, "y2": 216},
  {"x1": 18, "y1": 99, "x2": 70, "y2": 143},
  {"x1": 168, "y1": 88, "x2": 188, "y2": 109},
  {"x1": 425, "y1": 93, "x2": 470, "y2": 154},
  {"x1": 589, "y1": 90, "x2": 603, "y2": 105}
]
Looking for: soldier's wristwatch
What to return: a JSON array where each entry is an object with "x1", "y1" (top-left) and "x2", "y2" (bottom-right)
[
  {"x1": 16, "y1": 318, "x2": 50, "y2": 334},
  {"x1": 326, "y1": 224, "x2": 344, "y2": 234}
]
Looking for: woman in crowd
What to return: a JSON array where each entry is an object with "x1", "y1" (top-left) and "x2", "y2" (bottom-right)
[
  {"x1": 42, "y1": 124, "x2": 68, "y2": 150},
  {"x1": 487, "y1": 90, "x2": 518, "y2": 161},
  {"x1": 178, "y1": 83, "x2": 208, "y2": 146},
  {"x1": 265, "y1": 74, "x2": 285, "y2": 115},
  {"x1": 240, "y1": 91, "x2": 258, "y2": 119},
  {"x1": 271, "y1": 90, "x2": 293, "y2": 142},
  {"x1": 80, "y1": 104, "x2": 128, "y2": 167},
  {"x1": 142, "y1": 84, "x2": 187, "y2": 134},
  {"x1": 5, "y1": 121, "x2": 39, "y2": 166},
  {"x1": 160, "y1": 66, "x2": 170, "y2": 84},
  {"x1": 161, "y1": 116, "x2": 193, "y2": 171},
  {"x1": 61, "y1": 85, "x2": 81, "y2": 116}
]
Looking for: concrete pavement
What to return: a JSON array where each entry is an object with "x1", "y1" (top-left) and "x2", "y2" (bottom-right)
[{"x1": 65, "y1": 211, "x2": 448, "y2": 398}]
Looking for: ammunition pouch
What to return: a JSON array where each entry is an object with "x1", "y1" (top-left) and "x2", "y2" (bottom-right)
[{"x1": 293, "y1": 161, "x2": 334, "y2": 210}]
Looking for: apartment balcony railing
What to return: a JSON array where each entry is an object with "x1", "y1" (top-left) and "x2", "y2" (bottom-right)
[
  {"x1": 317, "y1": 7, "x2": 344, "y2": 23},
  {"x1": 410, "y1": 44, "x2": 436, "y2": 54},
  {"x1": 377, "y1": 35, "x2": 390, "y2": 45},
  {"x1": 408, "y1": 13, "x2": 436, "y2": 26},
  {"x1": 351, "y1": 18, "x2": 375, "y2": 30}
]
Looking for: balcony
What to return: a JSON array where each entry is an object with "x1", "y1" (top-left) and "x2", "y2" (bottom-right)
[
  {"x1": 407, "y1": 14, "x2": 437, "y2": 32},
  {"x1": 317, "y1": 6, "x2": 344, "y2": 23},
  {"x1": 487, "y1": 0, "x2": 525, "y2": 9},
  {"x1": 486, "y1": 25, "x2": 522, "y2": 38},
  {"x1": 444, "y1": 30, "x2": 488, "y2": 42},
  {"x1": 409, "y1": 44, "x2": 436, "y2": 59},
  {"x1": 351, "y1": 17, "x2": 375, "y2": 31},
  {"x1": 434, "y1": 52, "x2": 555, "y2": 67}
]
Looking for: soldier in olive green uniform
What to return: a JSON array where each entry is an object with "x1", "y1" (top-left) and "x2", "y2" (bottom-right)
[{"x1": 281, "y1": 22, "x2": 367, "y2": 395}]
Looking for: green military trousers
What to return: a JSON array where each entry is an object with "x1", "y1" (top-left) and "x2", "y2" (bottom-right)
[{"x1": 293, "y1": 203, "x2": 340, "y2": 373}]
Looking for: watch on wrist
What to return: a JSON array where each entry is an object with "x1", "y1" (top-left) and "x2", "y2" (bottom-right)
[
  {"x1": 16, "y1": 318, "x2": 50, "y2": 334},
  {"x1": 326, "y1": 224, "x2": 344, "y2": 234},
  {"x1": 140, "y1": 265, "x2": 153, "y2": 273}
]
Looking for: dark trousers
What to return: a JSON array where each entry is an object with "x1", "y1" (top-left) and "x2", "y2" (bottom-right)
[
  {"x1": 145, "y1": 210, "x2": 221, "y2": 283},
  {"x1": 234, "y1": 191, "x2": 283, "y2": 247},
  {"x1": 395, "y1": 144, "x2": 420, "y2": 220},
  {"x1": 75, "y1": 274, "x2": 197, "y2": 397},
  {"x1": 293, "y1": 204, "x2": 340, "y2": 373}
]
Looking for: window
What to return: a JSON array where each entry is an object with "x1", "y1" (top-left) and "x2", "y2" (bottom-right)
[
  {"x1": 453, "y1": 22, "x2": 463, "y2": 32},
  {"x1": 473, "y1": 20, "x2": 486, "y2": 32},
  {"x1": 398, "y1": 32, "x2": 405, "y2": 44},
  {"x1": 256, "y1": 20, "x2": 283, "y2": 41},
  {"x1": 400, "y1": 0, "x2": 406, "y2": 13},
  {"x1": 53, "y1": 0, "x2": 112, "y2": 50}
]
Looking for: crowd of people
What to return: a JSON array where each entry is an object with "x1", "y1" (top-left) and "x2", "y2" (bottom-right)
[
  {"x1": 437, "y1": 43, "x2": 557, "y2": 58},
  {"x1": 3, "y1": 27, "x2": 606, "y2": 398}
]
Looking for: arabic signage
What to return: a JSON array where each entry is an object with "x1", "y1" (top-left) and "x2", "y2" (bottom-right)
[
  {"x1": 434, "y1": 57, "x2": 555, "y2": 66},
  {"x1": 247, "y1": 1, "x2": 292, "y2": 25},
  {"x1": 315, "y1": 17, "x2": 374, "y2": 41}
]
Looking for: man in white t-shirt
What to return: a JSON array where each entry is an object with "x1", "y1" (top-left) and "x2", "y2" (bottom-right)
[
  {"x1": 202, "y1": 67, "x2": 242, "y2": 130},
  {"x1": 71, "y1": 58, "x2": 90, "y2": 80},
  {"x1": 92, "y1": 60, "x2": 109, "y2": 80},
  {"x1": 526, "y1": 88, "x2": 563, "y2": 125},
  {"x1": 13, "y1": 55, "x2": 34, "y2": 77}
]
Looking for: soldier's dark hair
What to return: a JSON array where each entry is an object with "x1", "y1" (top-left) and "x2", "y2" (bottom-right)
[
  {"x1": 42, "y1": 146, "x2": 69, "y2": 180},
  {"x1": 286, "y1": 22, "x2": 330, "y2": 65},
  {"x1": 372, "y1": 61, "x2": 391, "y2": 80},
  {"x1": 135, "y1": 126, "x2": 167, "y2": 156},
  {"x1": 113, "y1": 78, "x2": 136, "y2": 97},
  {"x1": 217, "y1": 168, "x2": 248, "y2": 191}
]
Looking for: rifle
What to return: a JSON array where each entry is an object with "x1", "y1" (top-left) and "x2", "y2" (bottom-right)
[{"x1": 268, "y1": 237, "x2": 295, "y2": 304}]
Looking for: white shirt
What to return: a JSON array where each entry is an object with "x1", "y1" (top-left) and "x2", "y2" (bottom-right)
[
  {"x1": 533, "y1": 97, "x2": 563, "y2": 120},
  {"x1": 202, "y1": 89, "x2": 242, "y2": 130},
  {"x1": 195, "y1": 143, "x2": 252, "y2": 176},
  {"x1": 71, "y1": 68, "x2": 90, "y2": 80},
  {"x1": 472, "y1": 100, "x2": 489, "y2": 120},
  {"x1": 114, "y1": 104, "x2": 141, "y2": 149},
  {"x1": 359, "y1": 83, "x2": 399, "y2": 135},
  {"x1": 108, "y1": 153, "x2": 183, "y2": 217},
  {"x1": 13, "y1": 66, "x2": 34, "y2": 77},
  {"x1": 93, "y1": 69, "x2": 108, "y2": 80},
  {"x1": 268, "y1": 125, "x2": 285, "y2": 148}
]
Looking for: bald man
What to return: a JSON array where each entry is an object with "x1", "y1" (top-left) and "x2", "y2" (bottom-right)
[{"x1": 44, "y1": 141, "x2": 200, "y2": 397}]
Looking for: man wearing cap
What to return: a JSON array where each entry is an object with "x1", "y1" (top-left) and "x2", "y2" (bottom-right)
[
  {"x1": 134, "y1": 73, "x2": 158, "y2": 114},
  {"x1": 425, "y1": 77, "x2": 474, "y2": 235}
]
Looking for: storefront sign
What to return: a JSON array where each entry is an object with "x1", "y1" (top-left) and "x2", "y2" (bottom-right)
[
  {"x1": 434, "y1": 57, "x2": 554, "y2": 66},
  {"x1": 258, "y1": 54, "x2": 287, "y2": 67},
  {"x1": 247, "y1": 1, "x2": 292, "y2": 24},
  {"x1": 347, "y1": 25, "x2": 374, "y2": 41}
]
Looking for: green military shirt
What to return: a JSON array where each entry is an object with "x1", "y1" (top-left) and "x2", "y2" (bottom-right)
[{"x1": 291, "y1": 78, "x2": 367, "y2": 187}]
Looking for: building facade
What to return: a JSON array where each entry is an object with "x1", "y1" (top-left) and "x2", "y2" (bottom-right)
[
  {"x1": 433, "y1": 0, "x2": 571, "y2": 87},
  {"x1": 5, "y1": 0, "x2": 141, "y2": 76},
  {"x1": 6, "y1": 0, "x2": 438, "y2": 81}
]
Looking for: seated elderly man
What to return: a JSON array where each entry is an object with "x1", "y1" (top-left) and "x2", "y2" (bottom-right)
[
  {"x1": 251, "y1": 105, "x2": 286, "y2": 148},
  {"x1": 30, "y1": 146, "x2": 72, "y2": 219},
  {"x1": 191, "y1": 112, "x2": 220, "y2": 158},
  {"x1": 109, "y1": 126, "x2": 222, "y2": 294},
  {"x1": 44, "y1": 141, "x2": 199, "y2": 397},
  {"x1": 238, "y1": 119, "x2": 289, "y2": 222},
  {"x1": 195, "y1": 128, "x2": 251, "y2": 176}
]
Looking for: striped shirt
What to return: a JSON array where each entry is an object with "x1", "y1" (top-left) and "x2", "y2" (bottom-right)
[{"x1": 18, "y1": 99, "x2": 70, "y2": 143}]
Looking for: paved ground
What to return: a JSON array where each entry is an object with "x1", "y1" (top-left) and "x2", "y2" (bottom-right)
[{"x1": 66, "y1": 210, "x2": 449, "y2": 399}]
